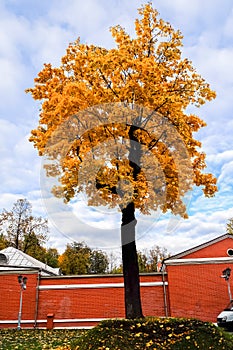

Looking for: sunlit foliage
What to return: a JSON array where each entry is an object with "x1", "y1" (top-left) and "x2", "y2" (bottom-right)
[{"x1": 27, "y1": 2, "x2": 217, "y2": 218}]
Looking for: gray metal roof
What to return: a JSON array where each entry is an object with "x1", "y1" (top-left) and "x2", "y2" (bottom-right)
[{"x1": 0, "y1": 247, "x2": 60, "y2": 276}]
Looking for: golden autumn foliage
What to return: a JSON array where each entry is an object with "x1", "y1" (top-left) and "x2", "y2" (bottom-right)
[{"x1": 27, "y1": 3, "x2": 217, "y2": 218}]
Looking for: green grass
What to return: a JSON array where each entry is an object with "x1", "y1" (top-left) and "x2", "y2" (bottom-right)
[
  {"x1": 0, "y1": 318, "x2": 232, "y2": 350},
  {"x1": 0, "y1": 329, "x2": 85, "y2": 350}
]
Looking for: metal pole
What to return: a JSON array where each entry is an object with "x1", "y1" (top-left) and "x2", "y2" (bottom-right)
[
  {"x1": 161, "y1": 266, "x2": 168, "y2": 317},
  {"x1": 17, "y1": 285, "x2": 23, "y2": 330}
]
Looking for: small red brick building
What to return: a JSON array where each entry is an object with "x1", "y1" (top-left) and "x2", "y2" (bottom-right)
[
  {"x1": 0, "y1": 234, "x2": 232, "y2": 329},
  {"x1": 165, "y1": 233, "x2": 233, "y2": 323}
]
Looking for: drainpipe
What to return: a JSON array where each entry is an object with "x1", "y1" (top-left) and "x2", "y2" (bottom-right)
[
  {"x1": 161, "y1": 261, "x2": 169, "y2": 317},
  {"x1": 34, "y1": 269, "x2": 41, "y2": 328}
]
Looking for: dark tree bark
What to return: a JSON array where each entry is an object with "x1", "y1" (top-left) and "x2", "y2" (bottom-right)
[
  {"x1": 96, "y1": 123, "x2": 145, "y2": 319},
  {"x1": 120, "y1": 123, "x2": 144, "y2": 319},
  {"x1": 121, "y1": 201, "x2": 144, "y2": 319}
]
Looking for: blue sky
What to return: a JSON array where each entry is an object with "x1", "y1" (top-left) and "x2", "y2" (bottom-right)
[{"x1": 0, "y1": 0, "x2": 233, "y2": 256}]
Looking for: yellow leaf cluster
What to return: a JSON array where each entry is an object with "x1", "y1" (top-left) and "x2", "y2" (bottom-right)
[{"x1": 27, "y1": 2, "x2": 217, "y2": 218}]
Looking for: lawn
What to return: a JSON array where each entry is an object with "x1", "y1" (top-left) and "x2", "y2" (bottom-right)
[
  {"x1": 0, "y1": 318, "x2": 232, "y2": 350},
  {"x1": 0, "y1": 329, "x2": 85, "y2": 350}
]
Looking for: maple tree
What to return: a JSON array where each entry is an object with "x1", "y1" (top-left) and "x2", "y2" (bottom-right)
[{"x1": 27, "y1": 3, "x2": 217, "y2": 318}]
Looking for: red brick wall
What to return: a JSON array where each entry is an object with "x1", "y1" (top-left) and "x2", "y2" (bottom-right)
[
  {"x1": 165, "y1": 236, "x2": 233, "y2": 323},
  {"x1": 166, "y1": 263, "x2": 232, "y2": 322},
  {"x1": 0, "y1": 272, "x2": 38, "y2": 327},
  {"x1": 2, "y1": 237, "x2": 233, "y2": 328},
  {"x1": 181, "y1": 238, "x2": 233, "y2": 259},
  {"x1": 0, "y1": 273, "x2": 168, "y2": 329}
]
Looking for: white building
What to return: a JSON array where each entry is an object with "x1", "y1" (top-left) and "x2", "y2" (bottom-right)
[{"x1": 0, "y1": 246, "x2": 60, "y2": 276}]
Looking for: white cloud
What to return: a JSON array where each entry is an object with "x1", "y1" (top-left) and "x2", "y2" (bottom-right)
[
  {"x1": 137, "y1": 207, "x2": 233, "y2": 255},
  {"x1": 217, "y1": 150, "x2": 233, "y2": 163},
  {"x1": 47, "y1": 0, "x2": 141, "y2": 46},
  {"x1": 218, "y1": 161, "x2": 233, "y2": 189},
  {"x1": 155, "y1": 0, "x2": 233, "y2": 32},
  {"x1": 223, "y1": 6, "x2": 233, "y2": 39}
]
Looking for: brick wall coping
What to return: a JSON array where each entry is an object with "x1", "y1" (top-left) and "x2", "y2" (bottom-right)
[
  {"x1": 39, "y1": 281, "x2": 168, "y2": 290},
  {"x1": 0, "y1": 318, "x2": 109, "y2": 329},
  {"x1": 0, "y1": 318, "x2": 107, "y2": 324},
  {"x1": 0, "y1": 271, "x2": 167, "y2": 277},
  {"x1": 165, "y1": 257, "x2": 233, "y2": 265},
  {"x1": 40, "y1": 272, "x2": 167, "y2": 279}
]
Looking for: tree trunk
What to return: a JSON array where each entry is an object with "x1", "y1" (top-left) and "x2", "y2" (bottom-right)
[{"x1": 121, "y1": 201, "x2": 144, "y2": 319}]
